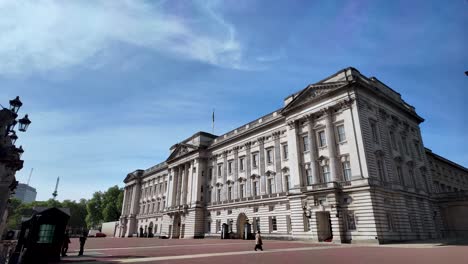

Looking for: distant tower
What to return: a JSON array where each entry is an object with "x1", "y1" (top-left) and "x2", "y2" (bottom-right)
[{"x1": 52, "y1": 177, "x2": 60, "y2": 200}]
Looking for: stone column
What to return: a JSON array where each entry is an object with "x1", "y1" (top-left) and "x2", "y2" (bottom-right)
[
  {"x1": 233, "y1": 146, "x2": 239, "y2": 199},
  {"x1": 173, "y1": 167, "x2": 180, "y2": 206},
  {"x1": 121, "y1": 187, "x2": 128, "y2": 216},
  {"x1": 222, "y1": 151, "x2": 228, "y2": 201},
  {"x1": 324, "y1": 108, "x2": 339, "y2": 182},
  {"x1": 258, "y1": 137, "x2": 266, "y2": 194},
  {"x1": 245, "y1": 142, "x2": 252, "y2": 196},
  {"x1": 273, "y1": 131, "x2": 283, "y2": 192},
  {"x1": 166, "y1": 169, "x2": 173, "y2": 208},
  {"x1": 177, "y1": 165, "x2": 184, "y2": 206},
  {"x1": 181, "y1": 163, "x2": 189, "y2": 205},
  {"x1": 286, "y1": 120, "x2": 303, "y2": 190},
  {"x1": 307, "y1": 115, "x2": 320, "y2": 184}
]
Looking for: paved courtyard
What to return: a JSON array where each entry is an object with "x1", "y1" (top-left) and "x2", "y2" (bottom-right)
[{"x1": 60, "y1": 237, "x2": 468, "y2": 264}]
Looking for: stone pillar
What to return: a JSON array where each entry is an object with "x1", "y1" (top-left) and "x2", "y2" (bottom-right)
[
  {"x1": 121, "y1": 187, "x2": 128, "y2": 216},
  {"x1": 286, "y1": 120, "x2": 303, "y2": 190},
  {"x1": 307, "y1": 115, "x2": 320, "y2": 184},
  {"x1": 245, "y1": 142, "x2": 252, "y2": 196},
  {"x1": 222, "y1": 151, "x2": 228, "y2": 201},
  {"x1": 273, "y1": 131, "x2": 283, "y2": 193},
  {"x1": 181, "y1": 163, "x2": 189, "y2": 205},
  {"x1": 173, "y1": 167, "x2": 180, "y2": 206},
  {"x1": 177, "y1": 165, "x2": 184, "y2": 205},
  {"x1": 324, "y1": 109, "x2": 339, "y2": 182},
  {"x1": 258, "y1": 137, "x2": 266, "y2": 194},
  {"x1": 233, "y1": 146, "x2": 239, "y2": 199},
  {"x1": 166, "y1": 169, "x2": 174, "y2": 208}
]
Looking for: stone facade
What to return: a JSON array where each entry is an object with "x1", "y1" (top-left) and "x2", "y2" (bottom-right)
[{"x1": 118, "y1": 67, "x2": 468, "y2": 243}]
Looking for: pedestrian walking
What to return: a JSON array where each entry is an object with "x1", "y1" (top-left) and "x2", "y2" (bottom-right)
[
  {"x1": 78, "y1": 230, "x2": 87, "y2": 256},
  {"x1": 254, "y1": 231, "x2": 263, "y2": 251},
  {"x1": 61, "y1": 230, "x2": 71, "y2": 257}
]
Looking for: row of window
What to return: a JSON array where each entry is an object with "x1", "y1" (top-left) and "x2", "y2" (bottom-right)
[
  {"x1": 141, "y1": 182, "x2": 168, "y2": 200},
  {"x1": 208, "y1": 176, "x2": 292, "y2": 203},
  {"x1": 140, "y1": 200, "x2": 166, "y2": 215},
  {"x1": 371, "y1": 120, "x2": 423, "y2": 161},
  {"x1": 304, "y1": 159, "x2": 352, "y2": 185},
  {"x1": 211, "y1": 216, "x2": 290, "y2": 234},
  {"x1": 301, "y1": 124, "x2": 346, "y2": 152},
  {"x1": 210, "y1": 146, "x2": 290, "y2": 178}
]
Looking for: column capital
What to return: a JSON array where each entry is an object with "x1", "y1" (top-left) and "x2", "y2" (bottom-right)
[
  {"x1": 244, "y1": 142, "x2": 252, "y2": 149},
  {"x1": 286, "y1": 119, "x2": 297, "y2": 130},
  {"x1": 272, "y1": 131, "x2": 281, "y2": 139}
]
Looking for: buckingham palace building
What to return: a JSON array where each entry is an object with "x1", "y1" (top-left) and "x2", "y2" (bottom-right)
[{"x1": 118, "y1": 67, "x2": 468, "y2": 244}]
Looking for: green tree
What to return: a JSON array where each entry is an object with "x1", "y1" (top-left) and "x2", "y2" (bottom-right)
[
  {"x1": 102, "y1": 185, "x2": 123, "y2": 222},
  {"x1": 62, "y1": 199, "x2": 87, "y2": 229},
  {"x1": 86, "y1": 192, "x2": 103, "y2": 228}
]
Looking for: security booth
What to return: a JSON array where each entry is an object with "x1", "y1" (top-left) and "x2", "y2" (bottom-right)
[
  {"x1": 221, "y1": 223, "x2": 229, "y2": 239},
  {"x1": 12, "y1": 207, "x2": 70, "y2": 264}
]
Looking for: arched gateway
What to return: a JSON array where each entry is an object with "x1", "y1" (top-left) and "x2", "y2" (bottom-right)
[{"x1": 237, "y1": 213, "x2": 249, "y2": 239}]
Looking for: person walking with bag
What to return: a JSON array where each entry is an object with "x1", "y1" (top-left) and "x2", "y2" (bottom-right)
[{"x1": 254, "y1": 231, "x2": 263, "y2": 251}]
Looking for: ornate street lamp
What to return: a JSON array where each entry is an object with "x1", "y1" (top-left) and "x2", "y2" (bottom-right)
[
  {"x1": 9, "y1": 96, "x2": 22, "y2": 114},
  {"x1": 18, "y1": 114, "x2": 31, "y2": 132},
  {"x1": 8, "y1": 131, "x2": 18, "y2": 145},
  {"x1": 16, "y1": 146, "x2": 24, "y2": 158}
]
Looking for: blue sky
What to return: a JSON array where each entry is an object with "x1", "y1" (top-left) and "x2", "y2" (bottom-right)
[{"x1": 1, "y1": 0, "x2": 466, "y2": 201}]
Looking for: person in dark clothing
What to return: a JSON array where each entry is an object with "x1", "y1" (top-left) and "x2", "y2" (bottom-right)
[
  {"x1": 254, "y1": 231, "x2": 263, "y2": 251},
  {"x1": 61, "y1": 230, "x2": 71, "y2": 257},
  {"x1": 78, "y1": 230, "x2": 87, "y2": 256}
]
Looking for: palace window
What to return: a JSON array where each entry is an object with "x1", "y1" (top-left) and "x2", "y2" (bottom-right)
[
  {"x1": 414, "y1": 142, "x2": 422, "y2": 160},
  {"x1": 302, "y1": 135, "x2": 309, "y2": 152},
  {"x1": 268, "y1": 178, "x2": 275, "y2": 194},
  {"x1": 228, "y1": 161, "x2": 233, "y2": 174},
  {"x1": 337, "y1": 124, "x2": 346, "y2": 142},
  {"x1": 409, "y1": 168, "x2": 416, "y2": 187},
  {"x1": 397, "y1": 165, "x2": 404, "y2": 185},
  {"x1": 282, "y1": 144, "x2": 289, "y2": 160},
  {"x1": 306, "y1": 167, "x2": 313, "y2": 185},
  {"x1": 347, "y1": 211, "x2": 357, "y2": 231},
  {"x1": 270, "y1": 216, "x2": 277, "y2": 232},
  {"x1": 370, "y1": 121, "x2": 379, "y2": 143},
  {"x1": 285, "y1": 175, "x2": 291, "y2": 190},
  {"x1": 208, "y1": 167, "x2": 213, "y2": 180},
  {"x1": 240, "y1": 184, "x2": 245, "y2": 199},
  {"x1": 252, "y1": 153, "x2": 258, "y2": 168},
  {"x1": 318, "y1": 130, "x2": 327, "y2": 147},
  {"x1": 217, "y1": 164, "x2": 222, "y2": 178},
  {"x1": 376, "y1": 156, "x2": 386, "y2": 181},
  {"x1": 239, "y1": 157, "x2": 245, "y2": 171},
  {"x1": 253, "y1": 181, "x2": 259, "y2": 196},
  {"x1": 390, "y1": 131, "x2": 397, "y2": 150},
  {"x1": 322, "y1": 165, "x2": 330, "y2": 182},
  {"x1": 266, "y1": 149, "x2": 273, "y2": 164},
  {"x1": 216, "y1": 220, "x2": 221, "y2": 233},
  {"x1": 402, "y1": 136, "x2": 409, "y2": 155},
  {"x1": 342, "y1": 159, "x2": 352, "y2": 181}
]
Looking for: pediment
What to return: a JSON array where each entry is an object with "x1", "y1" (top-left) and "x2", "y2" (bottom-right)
[
  {"x1": 124, "y1": 169, "x2": 144, "y2": 183},
  {"x1": 166, "y1": 143, "x2": 199, "y2": 162},
  {"x1": 281, "y1": 81, "x2": 350, "y2": 114}
]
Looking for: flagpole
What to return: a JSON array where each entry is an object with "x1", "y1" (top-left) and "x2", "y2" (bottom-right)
[{"x1": 212, "y1": 109, "x2": 215, "y2": 134}]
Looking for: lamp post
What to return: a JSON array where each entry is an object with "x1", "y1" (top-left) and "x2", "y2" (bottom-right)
[{"x1": 0, "y1": 96, "x2": 31, "y2": 236}]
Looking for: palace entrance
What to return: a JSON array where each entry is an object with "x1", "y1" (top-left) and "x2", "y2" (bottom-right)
[
  {"x1": 316, "y1": 211, "x2": 333, "y2": 242},
  {"x1": 237, "y1": 213, "x2": 249, "y2": 239}
]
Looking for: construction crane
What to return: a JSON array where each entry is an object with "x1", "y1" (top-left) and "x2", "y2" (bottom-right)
[
  {"x1": 52, "y1": 177, "x2": 60, "y2": 200},
  {"x1": 27, "y1": 168, "x2": 33, "y2": 185}
]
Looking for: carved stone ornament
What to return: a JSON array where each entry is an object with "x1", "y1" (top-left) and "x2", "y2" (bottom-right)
[{"x1": 287, "y1": 120, "x2": 296, "y2": 130}]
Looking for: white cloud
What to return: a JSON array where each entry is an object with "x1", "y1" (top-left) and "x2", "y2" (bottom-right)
[{"x1": 0, "y1": 0, "x2": 245, "y2": 75}]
